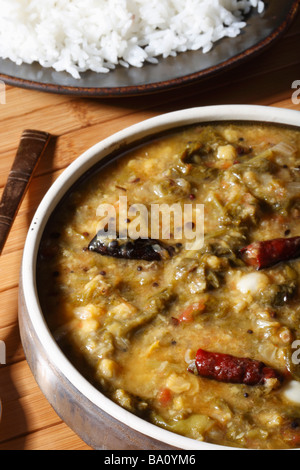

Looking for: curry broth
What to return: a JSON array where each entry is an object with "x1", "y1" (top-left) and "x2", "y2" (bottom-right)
[{"x1": 37, "y1": 123, "x2": 300, "y2": 449}]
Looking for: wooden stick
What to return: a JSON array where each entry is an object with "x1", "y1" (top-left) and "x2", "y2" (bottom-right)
[{"x1": 0, "y1": 130, "x2": 51, "y2": 255}]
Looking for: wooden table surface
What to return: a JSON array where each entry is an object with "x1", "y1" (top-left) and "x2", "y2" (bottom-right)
[{"x1": 0, "y1": 10, "x2": 299, "y2": 451}]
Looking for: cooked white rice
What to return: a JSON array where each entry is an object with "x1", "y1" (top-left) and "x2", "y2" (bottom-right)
[{"x1": 0, "y1": 0, "x2": 264, "y2": 78}]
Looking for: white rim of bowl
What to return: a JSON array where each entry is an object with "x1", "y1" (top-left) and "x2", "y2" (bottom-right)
[{"x1": 21, "y1": 105, "x2": 300, "y2": 450}]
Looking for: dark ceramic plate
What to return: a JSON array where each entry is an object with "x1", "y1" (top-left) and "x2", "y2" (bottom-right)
[{"x1": 0, "y1": 0, "x2": 298, "y2": 98}]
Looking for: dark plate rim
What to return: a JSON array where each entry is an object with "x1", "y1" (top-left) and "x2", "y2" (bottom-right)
[{"x1": 0, "y1": 0, "x2": 299, "y2": 97}]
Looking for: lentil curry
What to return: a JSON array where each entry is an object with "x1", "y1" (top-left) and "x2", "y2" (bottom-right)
[{"x1": 37, "y1": 122, "x2": 300, "y2": 449}]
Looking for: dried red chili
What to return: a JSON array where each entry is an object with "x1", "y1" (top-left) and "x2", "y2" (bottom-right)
[
  {"x1": 239, "y1": 236, "x2": 300, "y2": 270},
  {"x1": 188, "y1": 349, "x2": 281, "y2": 386}
]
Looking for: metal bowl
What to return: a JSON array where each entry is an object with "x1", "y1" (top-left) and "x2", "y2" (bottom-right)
[{"x1": 18, "y1": 105, "x2": 300, "y2": 450}]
